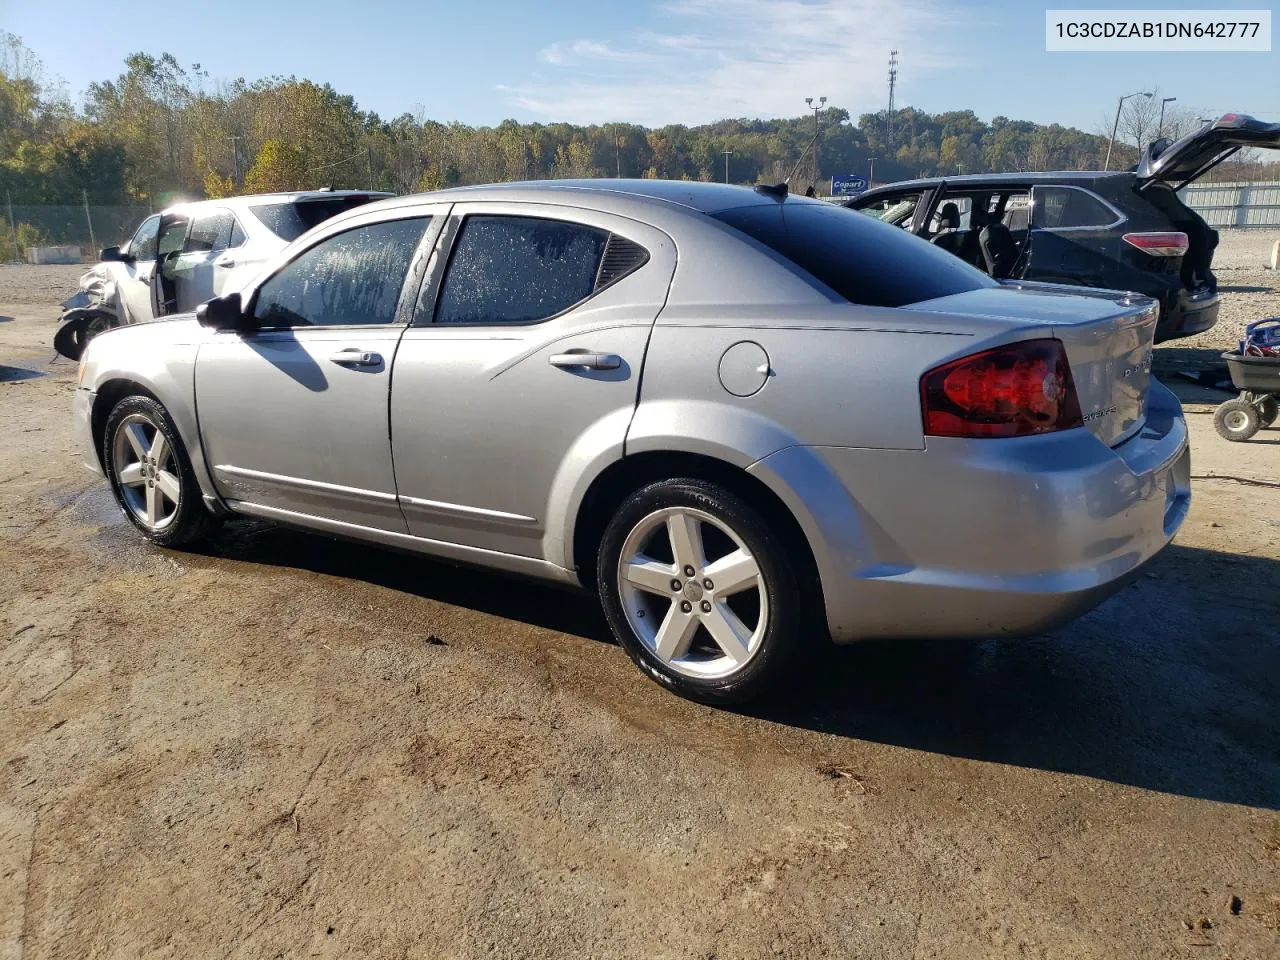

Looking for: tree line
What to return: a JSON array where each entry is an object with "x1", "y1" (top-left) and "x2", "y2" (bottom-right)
[{"x1": 1, "y1": 31, "x2": 1273, "y2": 216}]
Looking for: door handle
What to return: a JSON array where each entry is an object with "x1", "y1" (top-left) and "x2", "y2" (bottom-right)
[
  {"x1": 215, "y1": 257, "x2": 236, "y2": 268},
  {"x1": 549, "y1": 352, "x2": 621, "y2": 370},
  {"x1": 328, "y1": 348, "x2": 383, "y2": 367}
]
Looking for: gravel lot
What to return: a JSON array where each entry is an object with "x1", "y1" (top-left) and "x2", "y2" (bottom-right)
[{"x1": 2, "y1": 252, "x2": 1279, "y2": 959}]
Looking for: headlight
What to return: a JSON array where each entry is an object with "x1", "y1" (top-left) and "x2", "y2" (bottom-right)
[{"x1": 77, "y1": 355, "x2": 88, "y2": 387}]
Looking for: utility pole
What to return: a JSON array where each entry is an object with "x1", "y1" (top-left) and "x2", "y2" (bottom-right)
[
  {"x1": 868, "y1": 156, "x2": 876, "y2": 185},
  {"x1": 367, "y1": 145, "x2": 375, "y2": 190},
  {"x1": 1158, "y1": 96, "x2": 1177, "y2": 139},
  {"x1": 613, "y1": 124, "x2": 622, "y2": 178},
  {"x1": 886, "y1": 50, "x2": 898, "y2": 150},
  {"x1": 805, "y1": 95, "x2": 826, "y2": 188},
  {"x1": 722, "y1": 150, "x2": 733, "y2": 183},
  {"x1": 4, "y1": 190, "x2": 17, "y2": 263},
  {"x1": 82, "y1": 189, "x2": 97, "y2": 255},
  {"x1": 228, "y1": 136, "x2": 243, "y2": 184}
]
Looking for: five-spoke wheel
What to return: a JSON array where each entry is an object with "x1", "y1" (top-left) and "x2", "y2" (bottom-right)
[
  {"x1": 112, "y1": 413, "x2": 182, "y2": 530},
  {"x1": 103, "y1": 395, "x2": 219, "y2": 547},
  {"x1": 599, "y1": 478, "x2": 807, "y2": 703}
]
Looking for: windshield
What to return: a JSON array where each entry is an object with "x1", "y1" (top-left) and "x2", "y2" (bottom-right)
[
  {"x1": 711, "y1": 201, "x2": 996, "y2": 308},
  {"x1": 248, "y1": 196, "x2": 382, "y2": 242}
]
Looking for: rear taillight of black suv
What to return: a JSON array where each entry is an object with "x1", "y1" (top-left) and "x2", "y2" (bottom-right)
[
  {"x1": 921, "y1": 339, "x2": 1084, "y2": 438},
  {"x1": 1121, "y1": 232, "x2": 1189, "y2": 257}
]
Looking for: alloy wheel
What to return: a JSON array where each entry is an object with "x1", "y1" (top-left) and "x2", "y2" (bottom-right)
[
  {"x1": 616, "y1": 507, "x2": 769, "y2": 679},
  {"x1": 112, "y1": 413, "x2": 181, "y2": 530}
]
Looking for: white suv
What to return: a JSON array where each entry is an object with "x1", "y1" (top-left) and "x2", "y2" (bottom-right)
[{"x1": 56, "y1": 190, "x2": 390, "y2": 358}]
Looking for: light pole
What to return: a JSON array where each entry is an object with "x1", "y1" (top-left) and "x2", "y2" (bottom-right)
[
  {"x1": 805, "y1": 95, "x2": 826, "y2": 187},
  {"x1": 1158, "y1": 97, "x2": 1177, "y2": 139},
  {"x1": 722, "y1": 150, "x2": 733, "y2": 184},
  {"x1": 1105, "y1": 91, "x2": 1152, "y2": 171},
  {"x1": 869, "y1": 156, "x2": 876, "y2": 185}
]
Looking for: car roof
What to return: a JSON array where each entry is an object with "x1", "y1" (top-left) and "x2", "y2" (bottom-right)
[
  {"x1": 855, "y1": 171, "x2": 1137, "y2": 195},
  {"x1": 354, "y1": 179, "x2": 795, "y2": 219},
  {"x1": 161, "y1": 190, "x2": 393, "y2": 216}
]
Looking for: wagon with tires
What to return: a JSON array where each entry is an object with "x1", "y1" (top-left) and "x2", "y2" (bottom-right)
[{"x1": 1213, "y1": 320, "x2": 1280, "y2": 442}]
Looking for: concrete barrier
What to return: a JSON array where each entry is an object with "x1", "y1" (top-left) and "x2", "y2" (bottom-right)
[{"x1": 27, "y1": 245, "x2": 83, "y2": 265}]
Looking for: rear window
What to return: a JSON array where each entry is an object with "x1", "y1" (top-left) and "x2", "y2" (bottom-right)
[
  {"x1": 712, "y1": 201, "x2": 996, "y2": 308},
  {"x1": 248, "y1": 196, "x2": 382, "y2": 242}
]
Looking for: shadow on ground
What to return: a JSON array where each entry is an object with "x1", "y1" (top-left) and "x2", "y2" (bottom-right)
[
  {"x1": 185, "y1": 518, "x2": 1280, "y2": 810},
  {"x1": 0, "y1": 364, "x2": 43, "y2": 382}
]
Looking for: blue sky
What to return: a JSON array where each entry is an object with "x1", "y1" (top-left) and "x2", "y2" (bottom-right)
[{"x1": 5, "y1": 0, "x2": 1277, "y2": 131}]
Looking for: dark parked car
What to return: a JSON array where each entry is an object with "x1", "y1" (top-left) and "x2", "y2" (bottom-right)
[{"x1": 846, "y1": 114, "x2": 1280, "y2": 342}]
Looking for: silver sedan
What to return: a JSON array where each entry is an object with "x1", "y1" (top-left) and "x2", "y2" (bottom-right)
[{"x1": 72, "y1": 180, "x2": 1190, "y2": 703}]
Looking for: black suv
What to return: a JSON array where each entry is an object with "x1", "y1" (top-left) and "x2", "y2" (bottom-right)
[{"x1": 846, "y1": 114, "x2": 1280, "y2": 342}]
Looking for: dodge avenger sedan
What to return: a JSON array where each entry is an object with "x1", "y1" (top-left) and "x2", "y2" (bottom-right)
[{"x1": 73, "y1": 180, "x2": 1190, "y2": 703}]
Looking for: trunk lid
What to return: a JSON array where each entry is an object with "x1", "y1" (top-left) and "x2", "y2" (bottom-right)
[
  {"x1": 1136, "y1": 113, "x2": 1280, "y2": 190},
  {"x1": 904, "y1": 282, "x2": 1160, "y2": 447}
]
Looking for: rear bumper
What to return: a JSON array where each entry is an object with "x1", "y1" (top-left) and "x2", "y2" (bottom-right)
[
  {"x1": 73, "y1": 387, "x2": 103, "y2": 476},
  {"x1": 751, "y1": 381, "x2": 1190, "y2": 643},
  {"x1": 1156, "y1": 287, "x2": 1218, "y2": 342}
]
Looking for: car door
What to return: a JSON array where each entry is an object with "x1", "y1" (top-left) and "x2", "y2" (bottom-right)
[
  {"x1": 150, "y1": 213, "x2": 191, "y2": 318},
  {"x1": 171, "y1": 207, "x2": 245, "y2": 309},
  {"x1": 390, "y1": 203, "x2": 675, "y2": 559},
  {"x1": 194, "y1": 208, "x2": 445, "y2": 532},
  {"x1": 116, "y1": 214, "x2": 161, "y2": 323},
  {"x1": 1023, "y1": 184, "x2": 1124, "y2": 287}
]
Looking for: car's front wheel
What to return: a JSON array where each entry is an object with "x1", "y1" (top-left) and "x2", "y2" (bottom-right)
[
  {"x1": 103, "y1": 395, "x2": 220, "y2": 547},
  {"x1": 597, "y1": 478, "x2": 807, "y2": 704}
]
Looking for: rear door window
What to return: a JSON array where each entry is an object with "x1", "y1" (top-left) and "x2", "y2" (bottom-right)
[
  {"x1": 1032, "y1": 187, "x2": 1118, "y2": 229},
  {"x1": 251, "y1": 217, "x2": 430, "y2": 328},
  {"x1": 183, "y1": 209, "x2": 238, "y2": 254},
  {"x1": 711, "y1": 202, "x2": 996, "y2": 308},
  {"x1": 433, "y1": 215, "x2": 609, "y2": 325}
]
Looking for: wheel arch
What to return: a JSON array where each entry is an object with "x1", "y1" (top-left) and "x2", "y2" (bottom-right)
[
  {"x1": 90, "y1": 374, "x2": 222, "y2": 507},
  {"x1": 568, "y1": 449, "x2": 826, "y2": 619}
]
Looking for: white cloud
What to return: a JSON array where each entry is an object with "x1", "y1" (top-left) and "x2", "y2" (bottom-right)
[{"x1": 507, "y1": 0, "x2": 963, "y2": 125}]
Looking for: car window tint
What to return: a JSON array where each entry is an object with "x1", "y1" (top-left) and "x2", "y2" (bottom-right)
[
  {"x1": 127, "y1": 215, "x2": 160, "y2": 260},
  {"x1": 1033, "y1": 187, "x2": 1115, "y2": 229},
  {"x1": 249, "y1": 196, "x2": 382, "y2": 242},
  {"x1": 712, "y1": 201, "x2": 996, "y2": 308},
  {"x1": 434, "y1": 216, "x2": 608, "y2": 325},
  {"x1": 252, "y1": 217, "x2": 430, "y2": 328},
  {"x1": 184, "y1": 210, "x2": 236, "y2": 254},
  {"x1": 229, "y1": 219, "x2": 247, "y2": 248}
]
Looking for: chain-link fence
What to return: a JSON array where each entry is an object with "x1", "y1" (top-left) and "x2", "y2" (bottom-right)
[{"x1": 1, "y1": 204, "x2": 153, "y2": 263}]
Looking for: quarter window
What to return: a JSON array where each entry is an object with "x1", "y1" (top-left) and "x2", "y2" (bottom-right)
[
  {"x1": 1032, "y1": 187, "x2": 1116, "y2": 229},
  {"x1": 251, "y1": 217, "x2": 430, "y2": 328},
  {"x1": 434, "y1": 216, "x2": 609, "y2": 325}
]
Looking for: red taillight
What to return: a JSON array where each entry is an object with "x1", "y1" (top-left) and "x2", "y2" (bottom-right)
[
  {"x1": 921, "y1": 339, "x2": 1084, "y2": 438},
  {"x1": 1122, "y1": 231, "x2": 1189, "y2": 257}
]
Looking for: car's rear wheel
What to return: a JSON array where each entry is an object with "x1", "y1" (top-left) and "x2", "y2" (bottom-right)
[
  {"x1": 103, "y1": 395, "x2": 219, "y2": 547},
  {"x1": 1213, "y1": 397, "x2": 1261, "y2": 442},
  {"x1": 597, "y1": 478, "x2": 806, "y2": 704}
]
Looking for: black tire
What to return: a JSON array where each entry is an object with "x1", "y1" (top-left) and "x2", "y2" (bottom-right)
[
  {"x1": 1257, "y1": 396, "x2": 1279, "y2": 428},
  {"x1": 597, "y1": 478, "x2": 809, "y2": 705},
  {"x1": 1213, "y1": 397, "x2": 1261, "y2": 442},
  {"x1": 102, "y1": 395, "x2": 220, "y2": 547}
]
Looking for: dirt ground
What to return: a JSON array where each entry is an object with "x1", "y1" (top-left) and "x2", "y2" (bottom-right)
[{"x1": 2, "y1": 248, "x2": 1279, "y2": 959}]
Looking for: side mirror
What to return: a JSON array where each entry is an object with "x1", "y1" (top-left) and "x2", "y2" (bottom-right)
[
  {"x1": 100, "y1": 245, "x2": 130, "y2": 263},
  {"x1": 196, "y1": 292, "x2": 249, "y2": 331}
]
